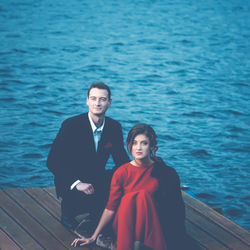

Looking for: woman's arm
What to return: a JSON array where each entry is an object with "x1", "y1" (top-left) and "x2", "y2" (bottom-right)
[{"x1": 71, "y1": 208, "x2": 115, "y2": 247}]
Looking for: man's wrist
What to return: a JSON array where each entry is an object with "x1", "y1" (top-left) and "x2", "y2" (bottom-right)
[{"x1": 70, "y1": 180, "x2": 81, "y2": 190}]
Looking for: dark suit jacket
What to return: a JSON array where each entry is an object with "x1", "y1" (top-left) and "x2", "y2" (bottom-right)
[
  {"x1": 47, "y1": 113, "x2": 129, "y2": 198},
  {"x1": 152, "y1": 158, "x2": 200, "y2": 250}
]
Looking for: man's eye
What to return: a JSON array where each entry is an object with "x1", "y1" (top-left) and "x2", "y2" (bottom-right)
[
  {"x1": 100, "y1": 97, "x2": 107, "y2": 102},
  {"x1": 90, "y1": 97, "x2": 96, "y2": 100}
]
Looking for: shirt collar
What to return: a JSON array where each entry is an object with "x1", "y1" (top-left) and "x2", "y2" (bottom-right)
[{"x1": 88, "y1": 112, "x2": 105, "y2": 133}]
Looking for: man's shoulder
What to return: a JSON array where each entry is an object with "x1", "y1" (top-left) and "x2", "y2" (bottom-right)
[
  {"x1": 105, "y1": 116, "x2": 122, "y2": 128},
  {"x1": 62, "y1": 113, "x2": 88, "y2": 127}
]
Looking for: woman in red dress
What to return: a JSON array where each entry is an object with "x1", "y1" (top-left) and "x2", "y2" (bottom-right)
[{"x1": 72, "y1": 124, "x2": 199, "y2": 250}]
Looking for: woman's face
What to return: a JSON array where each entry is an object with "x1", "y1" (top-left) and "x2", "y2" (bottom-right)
[{"x1": 131, "y1": 134, "x2": 151, "y2": 161}]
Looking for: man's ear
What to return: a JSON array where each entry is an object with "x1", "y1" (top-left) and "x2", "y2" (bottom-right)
[{"x1": 108, "y1": 99, "x2": 112, "y2": 106}]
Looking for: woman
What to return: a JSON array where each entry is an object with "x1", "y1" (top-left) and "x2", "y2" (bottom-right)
[{"x1": 72, "y1": 124, "x2": 198, "y2": 250}]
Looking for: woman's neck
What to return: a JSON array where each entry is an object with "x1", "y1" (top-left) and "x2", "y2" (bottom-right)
[{"x1": 131, "y1": 158, "x2": 154, "y2": 167}]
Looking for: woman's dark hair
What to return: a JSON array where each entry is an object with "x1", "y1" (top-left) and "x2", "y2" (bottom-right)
[{"x1": 126, "y1": 123, "x2": 158, "y2": 157}]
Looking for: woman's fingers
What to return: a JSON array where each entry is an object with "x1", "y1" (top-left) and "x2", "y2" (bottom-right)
[
  {"x1": 71, "y1": 238, "x2": 85, "y2": 247},
  {"x1": 71, "y1": 238, "x2": 94, "y2": 247},
  {"x1": 71, "y1": 238, "x2": 80, "y2": 247},
  {"x1": 80, "y1": 238, "x2": 94, "y2": 246}
]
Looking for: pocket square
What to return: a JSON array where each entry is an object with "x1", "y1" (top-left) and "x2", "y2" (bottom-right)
[{"x1": 104, "y1": 142, "x2": 112, "y2": 149}]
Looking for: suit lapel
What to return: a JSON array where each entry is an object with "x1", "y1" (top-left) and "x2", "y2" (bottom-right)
[{"x1": 82, "y1": 113, "x2": 96, "y2": 153}]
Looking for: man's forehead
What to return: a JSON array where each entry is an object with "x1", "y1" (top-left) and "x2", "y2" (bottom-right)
[{"x1": 89, "y1": 88, "x2": 109, "y2": 97}]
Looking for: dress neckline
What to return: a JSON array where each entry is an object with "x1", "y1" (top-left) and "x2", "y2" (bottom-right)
[{"x1": 129, "y1": 162, "x2": 154, "y2": 169}]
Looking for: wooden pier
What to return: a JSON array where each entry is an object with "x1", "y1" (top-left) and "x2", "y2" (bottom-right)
[{"x1": 0, "y1": 187, "x2": 249, "y2": 250}]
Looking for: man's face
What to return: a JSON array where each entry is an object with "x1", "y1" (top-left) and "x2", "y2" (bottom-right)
[{"x1": 87, "y1": 88, "x2": 112, "y2": 116}]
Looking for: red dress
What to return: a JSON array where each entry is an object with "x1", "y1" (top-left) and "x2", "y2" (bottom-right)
[{"x1": 106, "y1": 162, "x2": 167, "y2": 250}]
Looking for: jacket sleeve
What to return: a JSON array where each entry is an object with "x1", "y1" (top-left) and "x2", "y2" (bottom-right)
[
  {"x1": 155, "y1": 164, "x2": 186, "y2": 250},
  {"x1": 111, "y1": 122, "x2": 130, "y2": 169},
  {"x1": 158, "y1": 166, "x2": 201, "y2": 250},
  {"x1": 47, "y1": 123, "x2": 64, "y2": 176},
  {"x1": 47, "y1": 120, "x2": 79, "y2": 194}
]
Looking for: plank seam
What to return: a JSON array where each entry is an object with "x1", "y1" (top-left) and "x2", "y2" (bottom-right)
[
  {"x1": 185, "y1": 216, "x2": 232, "y2": 249},
  {"x1": 0, "y1": 193, "x2": 45, "y2": 249},
  {"x1": 185, "y1": 203, "x2": 249, "y2": 248},
  {"x1": 3, "y1": 189, "x2": 68, "y2": 249}
]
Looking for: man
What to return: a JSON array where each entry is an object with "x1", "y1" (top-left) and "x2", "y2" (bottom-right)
[{"x1": 47, "y1": 83, "x2": 129, "y2": 229}]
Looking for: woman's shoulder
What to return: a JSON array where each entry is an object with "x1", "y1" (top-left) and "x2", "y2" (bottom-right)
[
  {"x1": 153, "y1": 157, "x2": 179, "y2": 178},
  {"x1": 113, "y1": 162, "x2": 130, "y2": 176}
]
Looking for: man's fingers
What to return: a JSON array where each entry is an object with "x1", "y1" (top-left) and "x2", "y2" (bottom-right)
[
  {"x1": 84, "y1": 184, "x2": 94, "y2": 195},
  {"x1": 89, "y1": 185, "x2": 94, "y2": 193}
]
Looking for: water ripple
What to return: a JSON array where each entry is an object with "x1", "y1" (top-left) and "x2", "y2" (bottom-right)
[
  {"x1": 0, "y1": 0, "x2": 249, "y2": 231},
  {"x1": 22, "y1": 153, "x2": 43, "y2": 159}
]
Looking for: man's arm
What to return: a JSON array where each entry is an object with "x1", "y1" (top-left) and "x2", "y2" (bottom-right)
[
  {"x1": 47, "y1": 121, "x2": 83, "y2": 193},
  {"x1": 111, "y1": 123, "x2": 130, "y2": 168}
]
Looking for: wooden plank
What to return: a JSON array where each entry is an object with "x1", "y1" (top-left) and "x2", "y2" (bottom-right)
[
  {"x1": 0, "y1": 227, "x2": 21, "y2": 250},
  {"x1": 43, "y1": 187, "x2": 244, "y2": 249},
  {"x1": 0, "y1": 207, "x2": 42, "y2": 250},
  {"x1": 24, "y1": 187, "x2": 61, "y2": 219},
  {"x1": 4, "y1": 188, "x2": 86, "y2": 250},
  {"x1": 2, "y1": 187, "x2": 248, "y2": 250},
  {"x1": 185, "y1": 219, "x2": 228, "y2": 250},
  {"x1": 183, "y1": 191, "x2": 250, "y2": 247},
  {"x1": 185, "y1": 202, "x2": 249, "y2": 250},
  {"x1": 0, "y1": 191, "x2": 67, "y2": 250},
  {"x1": 24, "y1": 188, "x2": 94, "y2": 250},
  {"x1": 43, "y1": 186, "x2": 57, "y2": 198},
  {"x1": 43, "y1": 187, "x2": 213, "y2": 249}
]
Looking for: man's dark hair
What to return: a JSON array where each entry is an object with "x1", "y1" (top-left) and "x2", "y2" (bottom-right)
[{"x1": 88, "y1": 82, "x2": 111, "y2": 100}]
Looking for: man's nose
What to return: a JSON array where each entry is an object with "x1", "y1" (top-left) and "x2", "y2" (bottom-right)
[{"x1": 95, "y1": 99, "x2": 101, "y2": 105}]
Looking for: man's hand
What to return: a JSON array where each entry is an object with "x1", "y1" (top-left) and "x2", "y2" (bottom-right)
[{"x1": 76, "y1": 182, "x2": 95, "y2": 195}]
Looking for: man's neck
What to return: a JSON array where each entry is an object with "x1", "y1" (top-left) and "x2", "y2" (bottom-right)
[{"x1": 89, "y1": 113, "x2": 104, "y2": 128}]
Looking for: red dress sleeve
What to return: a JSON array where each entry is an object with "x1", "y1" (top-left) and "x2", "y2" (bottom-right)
[{"x1": 105, "y1": 166, "x2": 126, "y2": 211}]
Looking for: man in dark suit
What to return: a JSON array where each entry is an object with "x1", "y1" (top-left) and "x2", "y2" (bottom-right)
[{"x1": 47, "y1": 83, "x2": 129, "y2": 229}]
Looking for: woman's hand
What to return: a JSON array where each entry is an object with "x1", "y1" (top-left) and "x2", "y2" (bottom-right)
[
  {"x1": 71, "y1": 236, "x2": 96, "y2": 247},
  {"x1": 71, "y1": 209, "x2": 115, "y2": 247}
]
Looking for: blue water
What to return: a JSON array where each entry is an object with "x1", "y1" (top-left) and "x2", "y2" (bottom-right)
[{"x1": 0, "y1": 0, "x2": 250, "y2": 231}]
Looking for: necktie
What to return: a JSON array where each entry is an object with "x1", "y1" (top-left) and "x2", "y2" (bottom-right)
[{"x1": 94, "y1": 129, "x2": 102, "y2": 151}]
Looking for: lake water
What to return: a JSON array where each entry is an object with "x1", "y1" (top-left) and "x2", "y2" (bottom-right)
[{"x1": 0, "y1": 0, "x2": 249, "y2": 231}]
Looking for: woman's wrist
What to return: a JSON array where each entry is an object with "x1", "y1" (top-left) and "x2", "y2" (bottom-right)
[{"x1": 91, "y1": 234, "x2": 98, "y2": 241}]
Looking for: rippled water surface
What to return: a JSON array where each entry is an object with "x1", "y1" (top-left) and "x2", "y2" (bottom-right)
[{"x1": 1, "y1": 0, "x2": 250, "y2": 230}]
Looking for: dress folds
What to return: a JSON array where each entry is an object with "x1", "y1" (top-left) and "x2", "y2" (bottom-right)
[{"x1": 106, "y1": 162, "x2": 167, "y2": 250}]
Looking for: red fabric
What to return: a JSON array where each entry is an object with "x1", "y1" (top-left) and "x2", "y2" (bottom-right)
[{"x1": 106, "y1": 163, "x2": 167, "y2": 250}]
